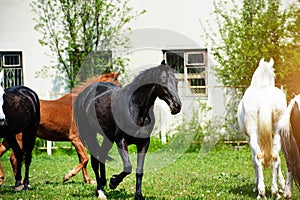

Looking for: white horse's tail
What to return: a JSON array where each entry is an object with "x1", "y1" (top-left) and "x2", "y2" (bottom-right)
[
  {"x1": 278, "y1": 97, "x2": 300, "y2": 186},
  {"x1": 258, "y1": 103, "x2": 274, "y2": 168}
]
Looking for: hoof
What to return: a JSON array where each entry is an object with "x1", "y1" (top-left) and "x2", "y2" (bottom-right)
[
  {"x1": 284, "y1": 195, "x2": 292, "y2": 200},
  {"x1": 109, "y1": 175, "x2": 118, "y2": 190},
  {"x1": 63, "y1": 174, "x2": 71, "y2": 183},
  {"x1": 23, "y1": 180, "x2": 30, "y2": 190},
  {"x1": 86, "y1": 179, "x2": 96, "y2": 185},
  {"x1": 135, "y1": 193, "x2": 145, "y2": 200},
  {"x1": 257, "y1": 194, "x2": 266, "y2": 199},
  {"x1": 14, "y1": 181, "x2": 24, "y2": 192},
  {"x1": 284, "y1": 190, "x2": 292, "y2": 200},
  {"x1": 23, "y1": 185, "x2": 30, "y2": 190},
  {"x1": 96, "y1": 189, "x2": 107, "y2": 200}
]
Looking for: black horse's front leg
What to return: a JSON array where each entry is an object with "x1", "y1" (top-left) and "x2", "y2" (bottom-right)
[
  {"x1": 135, "y1": 139, "x2": 150, "y2": 200},
  {"x1": 109, "y1": 137, "x2": 132, "y2": 190}
]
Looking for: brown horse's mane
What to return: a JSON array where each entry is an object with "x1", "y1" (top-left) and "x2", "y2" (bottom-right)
[
  {"x1": 71, "y1": 72, "x2": 120, "y2": 95},
  {"x1": 72, "y1": 76, "x2": 101, "y2": 95}
]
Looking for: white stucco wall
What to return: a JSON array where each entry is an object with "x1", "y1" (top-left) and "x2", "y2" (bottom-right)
[
  {"x1": 0, "y1": 0, "x2": 63, "y2": 99},
  {"x1": 0, "y1": 0, "x2": 226, "y2": 128}
]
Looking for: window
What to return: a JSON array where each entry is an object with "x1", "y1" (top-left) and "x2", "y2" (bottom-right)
[
  {"x1": 187, "y1": 52, "x2": 204, "y2": 65},
  {"x1": 163, "y1": 49, "x2": 207, "y2": 96},
  {"x1": 0, "y1": 51, "x2": 23, "y2": 88}
]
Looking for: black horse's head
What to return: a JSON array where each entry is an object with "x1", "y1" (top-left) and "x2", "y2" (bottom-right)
[{"x1": 156, "y1": 63, "x2": 181, "y2": 115}]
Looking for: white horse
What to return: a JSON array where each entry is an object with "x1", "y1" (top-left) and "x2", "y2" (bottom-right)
[
  {"x1": 238, "y1": 58, "x2": 287, "y2": 199},
  {"x1": 278, "y1": 94, "x2": 300, "y2": 200}
]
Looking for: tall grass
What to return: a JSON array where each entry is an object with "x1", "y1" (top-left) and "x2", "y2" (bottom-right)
[{"x1": 0, "y1": 144, "x2": 298, "y2": 199}]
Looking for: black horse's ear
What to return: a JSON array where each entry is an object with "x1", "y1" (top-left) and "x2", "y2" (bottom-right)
[{"x1": 161, "y1": 60, "x2": 166, "y2": 65}]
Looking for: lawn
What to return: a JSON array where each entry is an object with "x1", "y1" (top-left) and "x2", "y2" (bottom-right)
[{"x1": 0, "y1": 144, "x2": 299, "y2": 199}]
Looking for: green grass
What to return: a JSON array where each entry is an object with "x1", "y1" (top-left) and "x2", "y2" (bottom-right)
[{"x1": 1, "y1": 144, "x2": 299, "y2": 199}]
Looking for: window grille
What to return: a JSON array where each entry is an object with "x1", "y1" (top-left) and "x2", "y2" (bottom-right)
[
  {"x1": 0, "y1": 51, "x2": 23, "y2": 88},
  {"x1": 164, "y1": 49, "x2": 207, "y2": 96}
]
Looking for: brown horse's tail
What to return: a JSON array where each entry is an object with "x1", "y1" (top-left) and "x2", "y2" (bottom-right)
[
  {"x1": 258, "y1": 103, "x2": 274, "y2": 169},
  {"x1": 279, "y1": 97, "x2": 300, "y2": 186}
]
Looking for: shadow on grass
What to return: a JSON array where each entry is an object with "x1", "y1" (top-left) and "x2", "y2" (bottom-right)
[
  {"x1": 229, "y1": 182, "x2": 257, "y2": 199},
  {"x1": 69, "y1": 187, "x2": 135, "y2": 199}
]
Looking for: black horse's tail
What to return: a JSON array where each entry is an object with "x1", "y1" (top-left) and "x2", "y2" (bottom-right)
[
  {"x1": 73, "y1": 82, "x2": 117, "y2": 163},
  {"x1": 18, "y1": 86, "x2": 40, "y2": 151},
  {"x1": 73, "y1": 83, "x2": 103, "y2": 159},
  {"x1": 16, "y1": 86, "x2": 40, "y2": 126}
]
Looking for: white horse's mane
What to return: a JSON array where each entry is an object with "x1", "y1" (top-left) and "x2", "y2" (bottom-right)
[{"x1": 250, "y1": 58, "x2": 275, "y2": 86}]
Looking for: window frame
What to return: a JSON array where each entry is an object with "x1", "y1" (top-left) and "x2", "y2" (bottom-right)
[
  {"x1": 3, "y1": 54, "x2": 21, "y2": 67},
  {"x1": 0, "y1": 51, "x2": 24, "y2": 88},
  {"x1": 163, "y1": 48, "x2": 208, "y2": 97}
]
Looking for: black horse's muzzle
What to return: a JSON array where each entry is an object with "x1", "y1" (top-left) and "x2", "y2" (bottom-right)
[{"x1": 170, "y1": 100, "x2": 181, "y2": 115}]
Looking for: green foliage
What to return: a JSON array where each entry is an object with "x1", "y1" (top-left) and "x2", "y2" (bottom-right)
[
  {"x1": 172, "y1": 101, "x2": 224, "y2": 153},
  {"x1": 31, "y1": 0, "x2": 145, "y2": 89},
  {"x1": 202, "y1": 0, "x2": 300, "y2": 97},
  {"x1": 223, "y1": 88, "x2": 245, "y2": 141},
  {"x1": 185, "y1": 102, "x2": 211, "y2": 153}
]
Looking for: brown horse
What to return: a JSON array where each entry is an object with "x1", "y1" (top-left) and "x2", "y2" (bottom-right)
[
  {"x1": 0, "y1": 71, "x2": 121, "y2": 186},
  {"x1": 278, "y1": 94, "x2": 300, "y2": 200}
]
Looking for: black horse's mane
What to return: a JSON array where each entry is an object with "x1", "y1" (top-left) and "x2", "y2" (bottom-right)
[{"x1": 124, "y1": 64, "x2": 170, "y2": 91}]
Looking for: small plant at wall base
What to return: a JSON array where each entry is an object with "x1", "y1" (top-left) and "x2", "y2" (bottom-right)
[
  {"x1": 223, "y1": 88, "x2": 245, "y2": 142},
  {"x1": 178, "y1": 101, "x2": 224, "y2": 153}
]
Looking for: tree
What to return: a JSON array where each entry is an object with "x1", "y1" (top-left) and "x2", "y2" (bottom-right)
[
  {"x1": 202, "y1": 0, "x2": 300, "y2": 98},
  {"x1": 32, "y1": 0, "x2": 145, "y2": 90}
]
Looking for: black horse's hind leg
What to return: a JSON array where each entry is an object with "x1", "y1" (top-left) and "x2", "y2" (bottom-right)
[
  {"x1": 109, "y1": 137, "x2": 132, "y2": 190},
  {"x1": 91, "y1": 156, "x2": 107, "y2": 200},
  {"x1": 6, "y1": 136, "x2": 23, "y2": 191},
  {"x1": 91, "y1": 137, "x2": 113, "y2": 199},
  {"x1": 91, "y1": 156, "x2": 107, "y2": 190},
  {"x1": 22, "y1": 129, "x2": 36, "y2": 190},
  {"x1": 135, "y1": 139, "x2": 150, "y2": 200},
  {"x1": 91, "y1": 156, "x2": 101, "y2": 189}
]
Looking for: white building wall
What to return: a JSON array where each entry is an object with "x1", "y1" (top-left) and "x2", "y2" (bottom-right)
[
  {"x1": 0, "y1": 0, "x2": 67, "y2": 99},
  {"x1": 0, "y1": 0, "x2": 226, "y2": 131}
]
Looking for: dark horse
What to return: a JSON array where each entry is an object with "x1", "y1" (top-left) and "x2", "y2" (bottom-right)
[
  {"x1": 74, "y1": 63, "x2": 181, "y2": 199},
  {"x1": 0, "y1": 84, "x2": 40, "y2": 191},
  {"x1": 278, "y1": 94, "x2": 300, "y2": 199}
]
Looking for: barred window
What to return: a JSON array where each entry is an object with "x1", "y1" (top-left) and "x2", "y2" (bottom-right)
[
  {"x1": 163, "y1": 49, "x2": 207, "y2": 96},
  {"x1": 0, "y1": 51, "x2": 23, "y2": 88}
]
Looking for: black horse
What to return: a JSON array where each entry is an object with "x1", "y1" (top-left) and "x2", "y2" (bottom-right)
[
  {"x1": 74, "y1": 63, "x2": 181, "y2": 200},
  {"x1": 0, "y1": 85, "x2": 40, "y2": 191}
]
